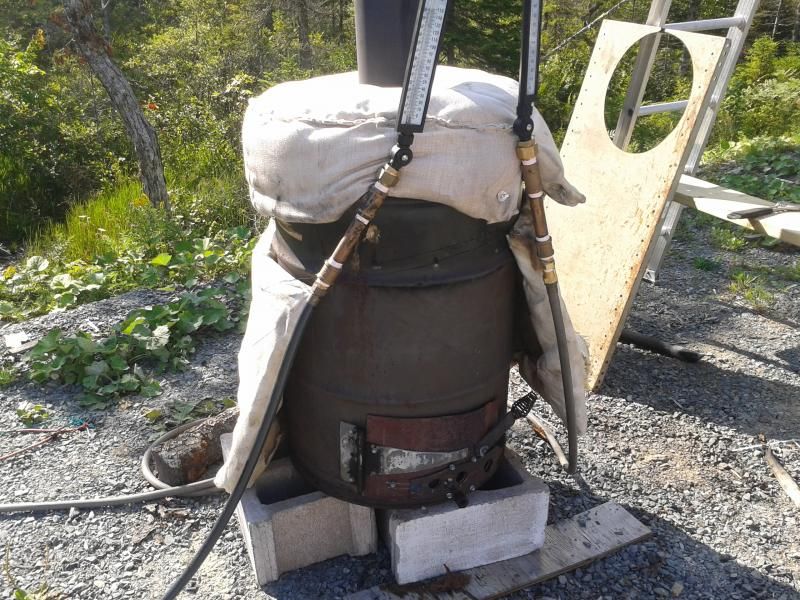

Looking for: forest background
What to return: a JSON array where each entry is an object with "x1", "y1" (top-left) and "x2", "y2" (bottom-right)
[{"x1": 0, "y1": 0, "x2": 798, "y2": 335}]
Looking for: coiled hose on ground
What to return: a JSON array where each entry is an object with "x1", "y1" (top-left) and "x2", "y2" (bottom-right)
[{"x1": 0, "y1": 418, "x2": 221, "y2": 514}]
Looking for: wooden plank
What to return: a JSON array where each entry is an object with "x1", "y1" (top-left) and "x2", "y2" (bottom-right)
[
  {"x1": 346, "y1": 502, "x2": 651, "y2": 600},
  {"x1": 545, "y1": 21, "x2": 728, "y2": 389},
  {"x1": 675, "y1": 174, "x2": 800, "y2": 247}
]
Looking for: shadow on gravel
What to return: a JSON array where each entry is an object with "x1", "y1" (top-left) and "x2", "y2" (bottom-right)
[
  {"x1": 259, "y1": 479, "x2": 800, "y2": 600},
  {"x1": 602, "y1": 346, "x2": 800, "y2": 441},
  {"x1": 706, "y1": 338, "x2": 800, "y2": 376},
  {"x1": 710, "y1": 299, "x2": 800, "y2": 331},
  {"x1": 538, "y1": 479, "x2": 800, "y2": 600}
]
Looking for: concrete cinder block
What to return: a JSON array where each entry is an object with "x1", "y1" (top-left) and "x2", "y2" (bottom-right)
[
  {"x1": 220, "y1": 434, "x2": 378, "y2": 584},
  {"x1": 380, "y1": 450, "x2": 549, "y2": 584}
]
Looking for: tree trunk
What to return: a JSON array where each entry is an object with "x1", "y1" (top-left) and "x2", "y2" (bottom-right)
[
  {"x1": 62, "y1": 0, "x2": 169, "y2": 210},
  {"x1": 773, "y1": 0, "x2": 783, "y2": 38},
  {"x1": 295, "y1": 0, "x2": 312, "y2": 69},
  {"x1": 792, "y1": 0, "x2": 800, "y2": 40}
]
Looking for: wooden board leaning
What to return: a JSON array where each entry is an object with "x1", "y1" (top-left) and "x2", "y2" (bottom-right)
[{"x1": 546, "y1": 20, "x2": 728, "y2": 389}]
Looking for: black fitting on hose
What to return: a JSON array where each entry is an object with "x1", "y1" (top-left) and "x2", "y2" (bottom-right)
[
  {"x1": 390, "y1": 132, "x2": 415, "y2": 170},
  {"x1": 513, "y1": 115, "x2": 534, "y2": 142}
]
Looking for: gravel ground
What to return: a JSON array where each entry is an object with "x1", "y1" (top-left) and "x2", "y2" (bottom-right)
[{"x1": 0, "y1": 217, "x2": 798, "y2": 600}]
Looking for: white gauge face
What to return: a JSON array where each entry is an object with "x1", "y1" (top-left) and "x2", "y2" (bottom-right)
[
  {"x1": 400, "y1": 0, "x2": 449, "y2": 129},
  {"x1": 526, "y1": 0, "x2": 542, "y2": 97}
]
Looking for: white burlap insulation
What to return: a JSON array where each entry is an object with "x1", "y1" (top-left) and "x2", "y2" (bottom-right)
[
  {"x1": 213, "y1": 223, "x2": 309, "y2": 492},
  {"x1": 217, "y1": 67, "x2": 588, "y2": 493}
]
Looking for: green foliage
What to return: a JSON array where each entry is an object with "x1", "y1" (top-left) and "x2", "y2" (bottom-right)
[
  {"x1": 703, "y1": 134, "x2": 800, "y2": 204},
  {"x1": 710, "y1": 225, "x2": 747, "y2": 252},
  {"x1": 15, "y1": 401, "x2": 49, "y2": 427},
  {"x1": 28, "y1": 286, "x2": 246, "y2": 408},
  {"x1": 728, "y1": 269, "x2": 774, "y2": 312},
  {"x1": 716, "y1": 38, "x2": 800, "y2": 145},
  {"x1": 0, "y1": 366, "x2": 17, "y2": 387},
  {"x1": 0, "y1": 183, "x2": 255, "y2": 323},
  {"x1": 11, "y1": 585, "x2": 60, "y2": 600},
  {"x1": 692, "y1": 257, "x2": 720, "y2": 272},
  {"x1": 0, "y1": 31, "x2": 129, "y2": 244},
  {"x1": 144, "y1": 397, "x2": 236, "y2": 431},
  {"x1": 1, "y1": 2, "x2": 355, "y2": 245}
]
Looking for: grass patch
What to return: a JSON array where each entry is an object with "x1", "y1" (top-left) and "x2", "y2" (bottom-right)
[
  {"x1": 729, "y1": 270, "x2": 774, "y2": 311},
  {"x1": 1, "y1": 176, "x2": 256, "y2": 323},
  {"x1": 710, "y1": 225, "x2": 747, "y2": 252},
  {"x1": 28, "y1": 180, "x2": 152, "y2": 262},
  {"x1": 692, "y1": 257, "x2": 720, "y2": 272},
  {"x1": 734, "y1": 260, "x2": 800, "y2": 283},
  {"x1": 0, "y1": 366, "x2": 18, "y2": 387},
  {"x1": 773, "y1": 262, "x2": 800, "y2": 282}
]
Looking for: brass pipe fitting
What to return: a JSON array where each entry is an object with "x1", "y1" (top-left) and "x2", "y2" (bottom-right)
[
  {"x1": 310, "y1": 163, "x2": 398, "y2": 304},
  {"x1": 517, "y1": 140, "x2": 559, "y2": 285}
]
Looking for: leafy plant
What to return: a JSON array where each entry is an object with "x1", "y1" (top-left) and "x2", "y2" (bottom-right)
[
  {"x1": 703, "y1": 134, "x2": 800, "y2": 205},
  {"x1": 710, "y1": 225, "x2": 747, "y2": 252},
  {"x1": 28, "y1": 287, "x2": 245, "y2": 408},
  {"x1": 729, "y1": 270, "x2": 774, "y2": 312},
  {"x1": 0, "y1": 366, "x2": 18, "y2": 387},
  {"x1": 692, "y1": 257, "x2": 720, "y2": 272},
  {"x1": 1, "y1": 215, "x2": 255, "y2": 323},
  {"x1": 15, "y1": 402, "x2": 49, "y2": 426},
  {"x1": 144, "y1": 397, "x2": 236, "y2": 431}
]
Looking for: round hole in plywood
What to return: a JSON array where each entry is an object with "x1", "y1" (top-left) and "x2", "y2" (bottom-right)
[{"x1": 604, "y1": 32, "x2": 693, "y2": 153}]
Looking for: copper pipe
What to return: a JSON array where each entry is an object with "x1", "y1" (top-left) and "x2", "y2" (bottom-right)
[{"x1": 516, "y1": 139, "x2": 578, "y2": 474}]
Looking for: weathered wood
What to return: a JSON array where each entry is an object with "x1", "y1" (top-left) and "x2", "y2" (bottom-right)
[
  {"x1": 62, "y1": 0, "x2": 169, "y2": 210},
  {"x1": 675, "y1": 175, "x2": 800, "y2": 247},
  {"x1": 152, "y1": 407, "x2": 239, "y2": 485},
  {"x1": 765, "y1": 448, "x2": 800, "y2": 508},
  {"x1": 521, "y1": 412, "x2": 569, "y2": 470},
  {"x1": 346, "y1": 502, "x2": 651, "y2": 600},
  {"x1": 546, "y1": 21, "x2": 727, "y2": 389}
]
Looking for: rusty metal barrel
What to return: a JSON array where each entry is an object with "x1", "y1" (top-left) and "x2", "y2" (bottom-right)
[{"x1": 275, "y1": 199, "x2": 515, "y2": 508}]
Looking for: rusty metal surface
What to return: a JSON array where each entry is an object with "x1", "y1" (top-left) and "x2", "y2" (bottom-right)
[
  {"x1": 283, "y1": 201, "x2": 515, "y2": 508},
  {"x1": 365, "y1": 398, "x2": 502, "y2": 453},
  {"x1": 277, "y1": 198, "x2": 514, "y2": 286}
]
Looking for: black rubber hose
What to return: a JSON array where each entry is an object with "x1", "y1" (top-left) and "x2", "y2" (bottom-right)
[
  {"x1": 619, "y1": 328, "x2": 703, "y2": 363},
  {"x1": 0, "y1": 479, "x2": 216, "y2": 513},
  {"x1": 160, "y1": 301, "x2": 314, "y2": 600},
  {"x1": 546, "y1": 283, "x2": 579, "y2": 474}
]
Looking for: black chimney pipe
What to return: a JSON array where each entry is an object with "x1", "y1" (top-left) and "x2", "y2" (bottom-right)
[{"x1": 354, "y1": 0, "x2": 421, "y2": 87}]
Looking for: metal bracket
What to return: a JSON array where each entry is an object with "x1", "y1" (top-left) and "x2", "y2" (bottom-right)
[
  {"x1": 366, "y1": 444, "x2": 470, "y2": 476},
  {"x1": 339, "y1": 422, "x2": 364, "y2": 486},
  {"x1": 408, "y1": 445, "x2": 504, "y2": 507}
]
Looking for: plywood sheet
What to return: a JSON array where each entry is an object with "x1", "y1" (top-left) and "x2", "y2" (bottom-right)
[
  {"x1": 546, "y1": 20, "x2": 728, "y2": 389},
  {"x1": 676, "y1": 174, "x2": 800, "y2": 247},
  {"x1": 346, "y1": 502, "x2": 651, "y2": 600}
]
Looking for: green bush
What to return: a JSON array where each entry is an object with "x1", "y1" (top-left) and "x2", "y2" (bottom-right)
[
  {"x1": 717, "y1": 38, "x2": 800, "y2": 145},
  {"x1": 0, "y1": 32, "x2": 130, "y2": 245},
  {"x1": 703, "y1": 134, "x2": 800, "y2": 204}
]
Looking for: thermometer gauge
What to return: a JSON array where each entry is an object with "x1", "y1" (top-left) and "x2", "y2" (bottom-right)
[{"x1": 397, "y1": 0, "x2": 452, "y2": 134}]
